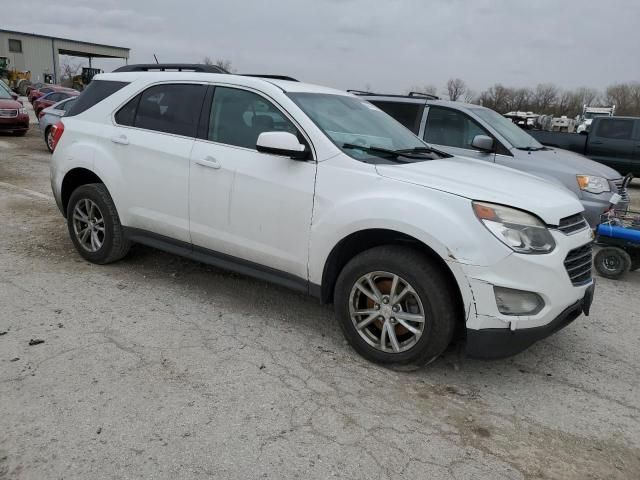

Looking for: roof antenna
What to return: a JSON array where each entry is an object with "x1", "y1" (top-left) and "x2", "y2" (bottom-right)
[{"x1": 153, "y1": 54, "x2": 159, "y2": 64}]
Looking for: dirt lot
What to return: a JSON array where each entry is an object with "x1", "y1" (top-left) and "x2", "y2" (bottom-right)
[{"x1": 1, "y1": 115, "x2": 639, "y2": 480}]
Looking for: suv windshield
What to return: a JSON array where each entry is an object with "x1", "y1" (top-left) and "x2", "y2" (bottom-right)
[
  {"x1": 470, "y1": 107, "x2": 543, "y2": 150},
  {"x1": 0, "y1": 88, "x2": 12, "y2": 100},
  {"x1": 288, "y1": 93, "x2": 433, "y2": 162}
]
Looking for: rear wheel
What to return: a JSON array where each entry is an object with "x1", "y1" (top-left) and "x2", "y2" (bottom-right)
[
  {"x1": 44, "y1": 126, "x2": 54, "y2": 152},
  {"x1": 66, "y1": 183, "x2": 130, "y2": 264},
  {"x1": 334, "y1": 246, "x2": 458, "y2": 365},
  {"x1": 594, "y1": 247, "x2": 631, "y2": 279}
]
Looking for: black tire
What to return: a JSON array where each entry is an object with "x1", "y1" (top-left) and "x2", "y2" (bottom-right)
[
  {"x1": 594, "y1": 247, "x2": 631, "y2": 279},
  {"x1": 334, "y1": 246, "x2": 458, "y2": 365},
  {"x1": 44, "y1": 126, "x2": 54, "y2": 152},
  {"x1": 66, "y1": 183, "x2": 130, "y2": 264}
]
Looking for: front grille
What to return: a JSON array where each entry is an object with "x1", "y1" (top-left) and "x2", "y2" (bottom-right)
[
  {"x1": 613, "y1": 178, "x2": 630, "y2": 204},
  {"x1": 558, "y1": 213, "x2": 589, "y2": 234},
  {"x1": 564, "y1": 244, "x2": 592, "y2": 286},
  {"x1": 0, "y1": 109, "x2": 18, "y2": 118}
]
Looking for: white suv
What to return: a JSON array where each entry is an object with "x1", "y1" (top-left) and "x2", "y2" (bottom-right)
[{"x1": 50, "y1": 67, "x2": 595, "y2": 364}]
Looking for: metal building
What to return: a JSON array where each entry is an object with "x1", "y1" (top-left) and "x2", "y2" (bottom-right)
[{"x1": 0, "y1": 29, "x2": 129, "y2": 84}]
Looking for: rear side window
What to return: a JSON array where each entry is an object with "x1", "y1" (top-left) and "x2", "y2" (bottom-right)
[
  {"x1": 369, "y1": 101, "x2": 422, "y2": 132},
  {"x1": 65, "y1": 80, "x2": 129, "y2": 117},
  {"x1": 594, "y1": 119, "x2": 634, "y2": 140},
  {"x1": 117, "y1": 84, "x2": 206, "y2": 137}
]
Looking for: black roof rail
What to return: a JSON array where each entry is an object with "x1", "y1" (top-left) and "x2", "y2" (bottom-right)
[
  {"x1": 408, "y1": 91, "x2": 440, "y2": 100},
  {"x1": 242, "y1": 74, "x2": 299, "y2": 82},
  {"x1": 113, "y1": 64, "x2": 228, "y2": 73},
  {"x1": 347, "y1": 90, "x2": 440, "y2": 100}
]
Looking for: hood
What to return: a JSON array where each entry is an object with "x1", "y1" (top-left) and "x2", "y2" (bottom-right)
[
  {"x1": 376, "y1": 155, "x2": 583, "y2": 225},
  {"x1": 525, "y1": 147, "x2": 621, "y2": 179},
  {"x1": 0, "y1": 99, "x2": 22, "y2": 109}
]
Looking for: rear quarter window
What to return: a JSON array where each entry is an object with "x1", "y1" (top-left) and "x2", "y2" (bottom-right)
[
  {"x1": 65, "y1": 80, "x2": 129, "y2": 117},
  {"x1": 369, "y1": 101, "x2": 423, "y2": 133}
]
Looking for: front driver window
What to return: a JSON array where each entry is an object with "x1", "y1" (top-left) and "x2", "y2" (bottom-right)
[
  {"x1": 208, "y1": 87, "x2": 298, "y2": 149},
  {"x1": 424, "y1": 107, "x2": 488, "y2": 149}
]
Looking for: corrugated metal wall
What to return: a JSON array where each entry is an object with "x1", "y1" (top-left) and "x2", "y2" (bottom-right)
[
  {"x1": 0, "y1": 32, "x2": 55, "y2": 83},
  {"x1": 0, "y1": 31, "x2": 129, "y2": 84}
]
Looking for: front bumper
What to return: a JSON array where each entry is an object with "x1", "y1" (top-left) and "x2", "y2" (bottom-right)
[
  {"x1": 466, "y1": 282, "x2": 594, "y2": 358},
  {"x1": 449, "y1": 227, "x2": 594, "y2": 358},
  {"x1": 0, "y1": 115, "x2": 29, "y2": 132}
]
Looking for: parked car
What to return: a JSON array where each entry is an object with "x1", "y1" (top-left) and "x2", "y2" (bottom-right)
[
  {"x1": 0, "y1": 87, "x2": 29, "y2": 135},
  {"x1": 356, "y1": 92, "x2": 628, "y2": 227},
  {"x1": 0, "y1": 79, "x2": 20, "y2": 101},
  {"x1": 38, "y1": 96, "x2": 77, "y2": 152},
  {"x1": 50, "y1": 69, "x2": 595, "y2": 364},
  {"x1": 529, "y1": 116, "x2": 640, "y2": 177},
  {"x1": 29, "y1": 85, "x2": 75, "y2": 104},
  {"x1": 34, "y1": 90, "x2": 79, "y2": 116},
  {"x1": 25, "y1": 82, "x2": 45, "y2": 96}
]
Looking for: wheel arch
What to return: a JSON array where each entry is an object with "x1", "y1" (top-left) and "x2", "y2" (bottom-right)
[
  {"x1": 61, "y1": 168, "x2": 105, "y2": 217},
  {"x1": 319, "y1": 228, "x2": 465, "y2": 317}
]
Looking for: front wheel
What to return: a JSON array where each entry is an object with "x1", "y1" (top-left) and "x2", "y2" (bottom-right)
[
  {"x1": 594, "y1": 247, "x2": 631, "y2": 279},
  {"x1": 66, "y1": 183, "x2": 130, "y2": 264},
  {"x1": 334, "y1": 246, "x2": 458, "y2": 365}
]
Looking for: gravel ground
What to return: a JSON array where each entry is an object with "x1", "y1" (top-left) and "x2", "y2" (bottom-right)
[{"x1": 0, "y1": 110, "x2": 639, "y2": 480}]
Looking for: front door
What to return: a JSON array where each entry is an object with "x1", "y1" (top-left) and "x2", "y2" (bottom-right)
[{"x1": 189, "y1": 86, "x2": 316, "y2": 280}]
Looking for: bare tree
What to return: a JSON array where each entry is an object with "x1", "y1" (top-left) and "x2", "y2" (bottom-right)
[
  {"x1": 509, "y1": 88, "x2": 533, "y2": 112},
  {"x1": 606, "y1": 83, "x2": 632, "y2": 114},
  {"x1": 478, "y1": 84, "x2": 512, "y2": 112},
  {"x1": 60, "y1": 60, "x2": 81, "y2": 82},
  {"x1": 409, "y1": 85, "x2": 438, "y2": 96},
  {"x1": 446, "y1": 78, "x2": 467, "y2": 101},
  {"x1": 202, "y1": 57, "x2": 235, "y2": 73},
  {"x1": 463, "y1": 89, "x2": 477, "y2": 104},
  {"x1": 575, "y1": 87, "x2": 600, "y2": 108},
  {"x1": 531, "y1": 83, "x2": 559, "y2": 113}
]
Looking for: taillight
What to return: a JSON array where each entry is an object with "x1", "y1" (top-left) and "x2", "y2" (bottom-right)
[{"x1": 50, "y1": 121, "x2": 65, "y2": 152}]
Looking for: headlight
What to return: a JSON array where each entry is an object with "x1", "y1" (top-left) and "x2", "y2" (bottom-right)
[
  {"x1": 472, "y1": 201, "x2": 556, "y2": 254},
  {"x1": 576, "y1": 175, "x2": 610, "y2": 194},
  {"x1": 19, "y1": 107, "x2": 27, "y2": 115}
]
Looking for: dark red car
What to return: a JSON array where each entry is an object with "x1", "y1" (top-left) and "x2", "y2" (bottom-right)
[
  {"x1": 29, "y1": 85, "x2": 75, "y2": 104},
  {"x1": 34, "y1": 90, "x2": 79, "y2": 116},
  {"x1": 0, "y1": 88, "x2": 29, "y2": 136}
]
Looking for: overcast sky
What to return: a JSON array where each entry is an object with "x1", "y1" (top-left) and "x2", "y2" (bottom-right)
[{"x1": 4, "y1": 0, "x2": 639, "y2": 95}]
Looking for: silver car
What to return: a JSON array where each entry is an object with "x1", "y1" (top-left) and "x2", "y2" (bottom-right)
[
  {"x1": 38, "y1": 97, "x2": 77, "y2": 152},
  {"x1": 359, "y1": 92, "x2": 628, "y2": 226}
]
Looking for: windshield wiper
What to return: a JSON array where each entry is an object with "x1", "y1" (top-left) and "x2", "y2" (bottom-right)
[
  {"x1": 342, "y1": 143, "x2": 434, "y2": 161},
  {"x1": 396, "y1": 146, "x2": 451, "y2": 157}
]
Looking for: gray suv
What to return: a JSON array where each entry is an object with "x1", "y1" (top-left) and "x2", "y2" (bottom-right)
[{"x1": 355, "y1": 92, "x2": 628, "y2": 226}]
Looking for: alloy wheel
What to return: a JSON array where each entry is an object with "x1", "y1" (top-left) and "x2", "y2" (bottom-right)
[
  {"x1": 348, "y1": 271, "x2": 426, "y2": 353},
  {"x1": 72, "y1": 199, "x2": 105, "y2": 252}
]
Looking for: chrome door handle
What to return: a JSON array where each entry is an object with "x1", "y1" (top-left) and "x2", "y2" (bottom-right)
[
  {"x1": 110, "y1": 135, "x2": 129, "y2": 145},
  {"x1": 195, "y1": 156, "x2": 221, "y2": 169}
]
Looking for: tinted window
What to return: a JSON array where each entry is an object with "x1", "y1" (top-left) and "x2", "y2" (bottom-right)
[
  {"x1": 369, "y1": 101, "x2": 422, "y2": 132},
  {"x1": 47, "y1": 93, "x2": 63, "y2": 102},
  {"x1": 65, "y1": 80, "x2": 129, "y2": 117},
  {"x1": 115, "y1": 94, "x2": 140, "y2": 126},
  {"x1": 595, "y1": 119, "x2": 634, "y2": 140},
  {"x1": 424, "y1": 107, "x2": 489, "y2": 149},
  {"x1": 134, "y1": 84, "x2": 206, "y2": 136},
  {"x1": 209, "y1": 87, "x2": 297, "y2": 149},
  {"x1": 61, "y1": 98, "x2": 76, "y2": 112},
  {"x1": 41, "y1": 87, "x2": 54, "y2": 94}
]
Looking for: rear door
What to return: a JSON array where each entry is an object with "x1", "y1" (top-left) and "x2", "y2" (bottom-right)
[
  {"x1": 189, "y1": 85, "x2": 316, "y2": 280},
  {"x1": 587, "y1": 118, "x2": 635, "y2": 173},
  {"x1": 110, "y1": 82, "x2": 206, "y2": 242}
]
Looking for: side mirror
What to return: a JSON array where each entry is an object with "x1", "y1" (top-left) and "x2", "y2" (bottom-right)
[
  {"x1": 471, "y1": 134, "x2": 494, "y2": 152},
  {"x1": 256, "y1": 131, "x2": 308, "y2": 160}
]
